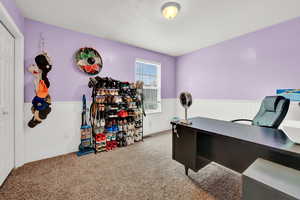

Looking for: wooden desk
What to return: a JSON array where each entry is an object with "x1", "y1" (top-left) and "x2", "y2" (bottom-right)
[{"x1": 171, "y1": 117, "x2": 300, "y2": 175}]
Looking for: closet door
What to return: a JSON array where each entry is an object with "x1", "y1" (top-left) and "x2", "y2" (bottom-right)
[{"x1": 0, "y1": 22, "x2": 15, "y2": 186}]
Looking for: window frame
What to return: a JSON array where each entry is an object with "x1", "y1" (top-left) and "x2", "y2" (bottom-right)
[{"x1": 135, "y1": 58, "x2": 162, "y2": 114}]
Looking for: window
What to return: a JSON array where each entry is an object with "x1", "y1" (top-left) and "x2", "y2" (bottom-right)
[{"x1": 135, "y1": 59, "x2": 161, "y2": 114}]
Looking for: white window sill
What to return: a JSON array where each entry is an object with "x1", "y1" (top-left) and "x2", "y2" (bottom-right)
[{"x1": 145, "y1": 109, "x2": 162, "y2": 115}]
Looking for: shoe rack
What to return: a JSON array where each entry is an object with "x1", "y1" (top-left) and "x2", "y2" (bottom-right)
[{"x1": 88, "y1": 77, "x2": 144, "y2": 153}]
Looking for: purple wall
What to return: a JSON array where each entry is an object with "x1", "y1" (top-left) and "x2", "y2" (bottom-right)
[
  {"x1": 24, "y1": 19, "x2": 176, "y2": 102},
  {"x1": 176, "y1": 17, "x2": 300, "y2": 100},
  {"x1": 23, "y1": 15, "x2": 300, "y2": 101},
  {"x1": 0, "y1": 0, "x2": 24, "y2": 33}
]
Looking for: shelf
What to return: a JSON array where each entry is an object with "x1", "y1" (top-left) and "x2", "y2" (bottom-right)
[
  {"x1": 97, "y1": 88, "x2": 119, "y2": 91},
  {"x1": 87, "y1": 76, "x2": 144, "y2": 153},
  {"x1": 95, "y1": 95, "x2": 122, "y2": 97}
]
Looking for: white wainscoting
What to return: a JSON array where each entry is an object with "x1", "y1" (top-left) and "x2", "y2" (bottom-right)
[
  {"x1": 24, "y1": 98, "x2": 300, "y2": 164},
  {"x1": 175, "y1": 98, "x2": 300, "y2": 128},
  {"x1": 24, "y1": 98, "x2": 176, "y2": 163}
]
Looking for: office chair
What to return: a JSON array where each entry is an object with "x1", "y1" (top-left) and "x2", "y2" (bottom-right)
[{"x1": 231, "y1": 96, "x2": 290, "y2": 129}]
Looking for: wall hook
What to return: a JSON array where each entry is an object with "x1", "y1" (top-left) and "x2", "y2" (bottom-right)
[{"x1": 39, "y1": 32, "x2": 45, "y2": 53}]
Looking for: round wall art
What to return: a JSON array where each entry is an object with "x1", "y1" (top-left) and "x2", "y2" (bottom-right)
[{"x1": 75, "y1": 47, "x2": 103, "y2": 75}]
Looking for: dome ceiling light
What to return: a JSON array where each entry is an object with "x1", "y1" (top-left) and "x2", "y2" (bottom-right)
[{"x1": 161, "y1": 2, "x2": 181, "y2": 20}]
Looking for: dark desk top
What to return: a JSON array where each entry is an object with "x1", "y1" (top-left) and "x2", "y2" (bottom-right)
[{"x1": 171, "y1": 117, "x2": 300, "y2": 157}]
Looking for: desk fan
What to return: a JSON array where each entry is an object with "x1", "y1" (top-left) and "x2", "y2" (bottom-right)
[{"x1": 179, "y1": 92, "x2": 192, "y2": 125}]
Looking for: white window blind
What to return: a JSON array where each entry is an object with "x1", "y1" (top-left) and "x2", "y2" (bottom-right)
[{"x1": 135, "y1": 59, "x2": 161, "y2": 114}]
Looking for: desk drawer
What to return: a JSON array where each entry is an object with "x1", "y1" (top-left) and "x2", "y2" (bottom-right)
[{"x1": 172, "y1": 125, "x2": 198, "y2": 171}]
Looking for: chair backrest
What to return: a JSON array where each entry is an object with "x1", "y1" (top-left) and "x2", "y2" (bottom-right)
[{"x1": 252, "y1": 96, "x2": 290, "y2": 128}]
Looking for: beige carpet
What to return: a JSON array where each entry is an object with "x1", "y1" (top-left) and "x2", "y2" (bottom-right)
[{"x1": 0, "y1": 131, "x2": 241, "y2": 200}]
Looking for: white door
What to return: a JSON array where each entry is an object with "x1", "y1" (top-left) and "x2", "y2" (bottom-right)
[{"x1": 0, "y1": 22, "x2": 15, "y2": 186}]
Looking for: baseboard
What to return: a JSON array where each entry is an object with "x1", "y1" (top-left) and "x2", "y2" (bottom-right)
[{"x1": 143, "y1": 129, "x2": 171, "y2": 138}]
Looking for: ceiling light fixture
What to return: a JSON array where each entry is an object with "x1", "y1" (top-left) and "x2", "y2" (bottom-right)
[{"x1": 161, "y1": 2, "x2": 181, "y2": 20}]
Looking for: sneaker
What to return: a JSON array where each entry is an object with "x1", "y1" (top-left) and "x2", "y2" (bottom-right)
[{"x1": 28, "y1": 117, "x2": 42, "y2": 128}]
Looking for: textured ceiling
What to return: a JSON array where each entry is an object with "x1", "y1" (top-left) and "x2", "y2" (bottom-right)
[{"x1": 15, "y1": 0, "x2": 300, "y2": 56}]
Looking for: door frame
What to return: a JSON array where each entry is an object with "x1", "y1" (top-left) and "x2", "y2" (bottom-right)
[{"x1": 0, "y1": 3, "x2": 25, "y2": 168}]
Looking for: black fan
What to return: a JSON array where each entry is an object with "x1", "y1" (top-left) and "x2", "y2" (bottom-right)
[{"x1": 179, "y1": 92, "x2": 192, "y2": 125}]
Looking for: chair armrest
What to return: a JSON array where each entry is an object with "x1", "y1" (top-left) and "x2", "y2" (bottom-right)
[{"x1": 231, "y1": 119, "x2": 253, "y2": 123}]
